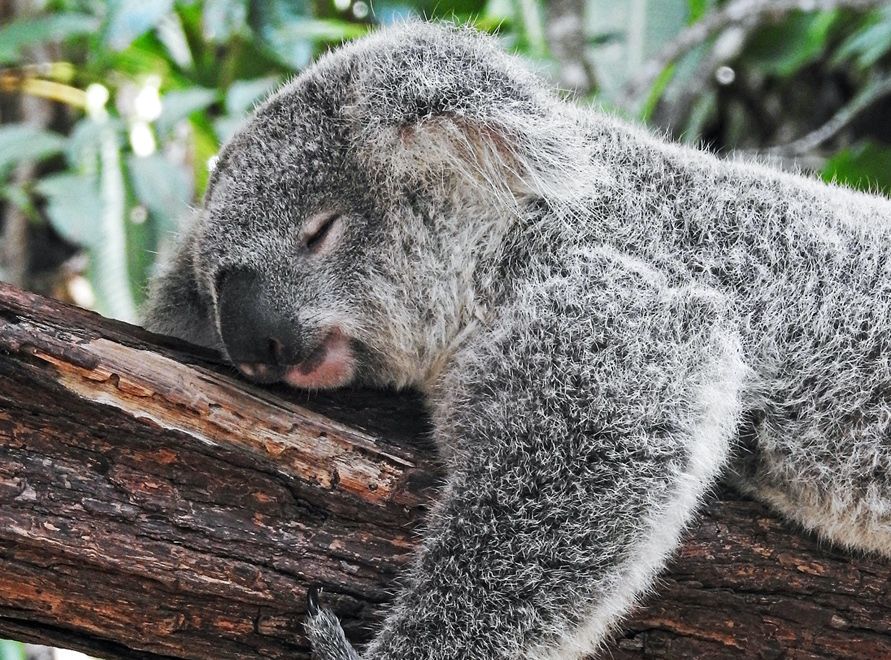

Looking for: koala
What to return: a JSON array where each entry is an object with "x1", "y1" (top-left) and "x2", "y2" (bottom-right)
[{"x1": 142, "y1": 21, "x2": 891, "y2": 660}]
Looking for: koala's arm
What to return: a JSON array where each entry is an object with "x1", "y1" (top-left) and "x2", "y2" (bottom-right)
[
  {"x1": 141, "y1": 219, "x2": 220, "y2": 350},
  {"x1": 308, "y1": 255, "x2": 748, "y2": 659}
]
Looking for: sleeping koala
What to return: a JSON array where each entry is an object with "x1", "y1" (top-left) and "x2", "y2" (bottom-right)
[{"x1": 143, "y1": 21, "x2": 891, "y2": 660}]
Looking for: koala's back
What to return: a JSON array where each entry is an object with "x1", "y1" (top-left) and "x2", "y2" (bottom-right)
[
  {"x1": 724, "y1": 175, "x2": 891, "y2": 555},
  {"x1": 557, "y1": 117, "x2": 891, "y2": 554}
]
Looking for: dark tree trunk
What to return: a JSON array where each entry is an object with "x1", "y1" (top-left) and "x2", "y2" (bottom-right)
[{"x1": 0, "y1": 282, "x2": 888, "y2": 659}]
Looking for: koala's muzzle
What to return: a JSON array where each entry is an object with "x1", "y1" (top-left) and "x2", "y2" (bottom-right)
[{"x1": 216, "y1": 267, "x2": 301, "y2": 383}]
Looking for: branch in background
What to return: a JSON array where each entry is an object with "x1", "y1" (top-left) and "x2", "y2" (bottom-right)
[
  {"x1": 655, "y1": 25, "x2": 749, "y2": 134},
  {"x1": 765, "y1": 75, "x2": 891, "y2": 156},
  {"x1": 0, "y1": 0, "x2": 55, "y2": 289},
  {"x1": 544, "y1": 0, "x2": 598, "y2": 97},
  {"x1": 621, "y1": 0, "x2": 887, "y2": 109}
]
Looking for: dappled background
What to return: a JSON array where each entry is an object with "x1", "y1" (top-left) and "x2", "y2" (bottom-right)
[
  {"x1": 2, "y1": 0, "x2": 891, "y2": 323},
  {"x1": 1, "y1": 0, "x2": 891, "y2": 657}
]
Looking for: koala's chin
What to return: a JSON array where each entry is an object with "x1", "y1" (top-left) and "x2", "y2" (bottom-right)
[
  {"x1": 227, "y1": 328, "x2": 356, "y2": 390},
  {"x1": 276, "y1": 329, "x2": 356, "y2": 390}
]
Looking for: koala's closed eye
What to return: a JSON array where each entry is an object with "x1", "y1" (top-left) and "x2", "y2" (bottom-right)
[{"x1": 303, "y1": 212, "x2": 342, "y2": 252}]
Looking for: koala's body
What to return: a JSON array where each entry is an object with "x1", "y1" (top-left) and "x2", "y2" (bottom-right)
[{"x1": 143, "y1": 22, "x2": 891, "y2": 660}]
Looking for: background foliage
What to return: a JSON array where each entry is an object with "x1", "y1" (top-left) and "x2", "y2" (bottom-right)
[
  {"x1": 1, "y1": 0, "x2": 890, "y2": 324},
  {"x1": 1, "y1": 0, "x2": 890, "y2": 657}
]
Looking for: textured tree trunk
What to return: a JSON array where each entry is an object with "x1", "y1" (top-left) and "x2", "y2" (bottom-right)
[{"x1": 0, "y1": 282, "x2": 888, "y2": 659}]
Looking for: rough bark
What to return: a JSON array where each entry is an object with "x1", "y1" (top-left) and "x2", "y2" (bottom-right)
[{"x1": 0, "y1": 282, "x2": 888, "y2": 659}]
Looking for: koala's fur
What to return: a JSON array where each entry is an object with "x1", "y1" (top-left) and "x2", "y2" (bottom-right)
[{"x1": 143, "y1": 22, "x2": 891, "y2": 660}]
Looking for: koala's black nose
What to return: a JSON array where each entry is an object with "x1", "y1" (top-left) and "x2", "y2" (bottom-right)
[{"x1": 216, "y1": 268, "x2": 300, "y2": 382}]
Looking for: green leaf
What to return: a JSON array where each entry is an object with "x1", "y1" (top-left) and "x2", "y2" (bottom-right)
[
  {"x1": 127, "y1": 153, "x2": 192, "y2": 234},
  {"x1": 0, "y1": 640, "x2": 26, "y2": 660},
  {"x1": 156, "y1": 9, "x2": 193, "y2": 69},
  {"x1": 203, "y1": 0, "x2": 249, "y2": 42},
  {"x1": 512, "y1": 0, "x2": 548, "y2": 58},
  {"x1": 213, "y1": 115, "x2": 247, "y2": 143},
  {"x1": 0, "y1": 124, "x2": 66, "y2": 178},
  {"x1": 640, "y1": 63, "x2": 676, "y2": 122},
  {"x1": 0, "y1": 183, "x2": 37, "y2": 220},
  {"x1": 35, "y1": 172, "x2": 104, "y2": 247},
  {"x1": 225, "y1": 76, "x2": 280, "y2": 116},
  {"x1": 250, "y1": 0, "x2": 314, "y2": 69},
  {"x1": 190, "y1": 117, "x2": 220, "y2": 197},
  {"x1": 586, "y1": 0, "x2": 690, "y2": 103},
  {"x1": 0, "y1": 13, "x2": 99, "y2": 64},
  {"x1": 822, "y1": 141, "x2": 891, "y2": 194},
  {"x1": 156, "y1": 87, "x2": 218, "y2": 135},
  {"x1": 681, "y1": 89, "x2": 717, "y2": 144},
  {"x1": 273, "y1": 18, "x2": 369, "y2": 44},
  {"x1": 104, "y1": 0, "x2": 175, "y2": 51},
  {"x1": 745, "y1": 10, "x2": 838, "y2": 77},
  {"x1": 687, "y1": 0, "x2": 710, "y2": 23},
  {"x1": 65, "y1": 118, "x2": 108, "y2": 171},
  {"x1": 834, "y1": 7, "x2": 891, "y2": 69}
]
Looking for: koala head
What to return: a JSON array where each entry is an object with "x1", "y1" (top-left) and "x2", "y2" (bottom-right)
[{"x1": 143, "y1": 22, "x2": 584, "y2": 391}]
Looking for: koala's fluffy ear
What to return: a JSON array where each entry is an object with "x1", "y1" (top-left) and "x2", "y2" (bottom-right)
[
  {"x1": 346, "y1": 24, "x2": 593, "y2": 203},
  {"x1": 142, "y1": 216, "x2": 220, "y2": 350}
]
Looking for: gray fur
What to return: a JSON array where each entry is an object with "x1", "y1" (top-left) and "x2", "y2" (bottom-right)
[{"x1": 142, "y1": 22, "x2": 891, "y2": 659}]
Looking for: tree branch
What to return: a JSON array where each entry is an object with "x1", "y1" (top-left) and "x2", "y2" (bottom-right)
[
  {"x1": 0, "y1": 282, "x2": 888, "y2": 659},
  {"x1": 765, "y1": 75, "x2": 891, "y2": 156},
  {"x1": 621, "y1": 0, "x2": 886, "y2": 108}
]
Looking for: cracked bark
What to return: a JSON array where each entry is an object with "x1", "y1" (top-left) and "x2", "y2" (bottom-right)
[{"x1": 0, "y1": 282, "x2": 888, "y2": 659}]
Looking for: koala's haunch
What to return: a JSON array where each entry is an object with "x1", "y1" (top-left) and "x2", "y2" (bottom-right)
[{"x1": 142, "y1": 22, "x2": 891, "y2": 660}]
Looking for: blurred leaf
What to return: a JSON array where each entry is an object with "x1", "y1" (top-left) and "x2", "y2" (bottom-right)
[
  {"x1": 834, "y1": 6, "x2": 891, "y2": 69},
  {"x1": 0, "y1": 124, "x2": 66, "y2": 178},
  {"x1": 35, "y1": 172, "x2": 104, "y2": 247},
  {"x1": 272, "y1": 18, "x2": 370, "y2": 43},
  {"x1": 125, "y1": 199, "x2": 156, "y2": 306},
  {"x1": 681, "y1": 89, "x2": 717, "y2": 144},
  {"x1": 589, "y1": 32, "x2": 624, "y2": 46},
  {"x1": 250, "y1": 0, "x2": 313, "y2": 69},
  {"x1": 512, "y1": 0, "x2": 548, "y2": 58},
  {"x1": 822, "y1": 141, "x2": 891, "y2": 194},
  {"x1": 127, "y1": 153, "x2": 192, "y2": 234},
  {"x1": 640, "y1": 63, "x2": 675, "y2": 121},
  {"x1": 203, "y1": 0, "x2": 249, "y2": 42},
  {"x1": 157, "y1": 87, "x2": 218, "y2": 135},
  {"x1": 225, "y1": 76, "x2": 279, "y2": 115},
  {"x1": 0, "y1": 640, "x2": 26, "y2": 660},
  {"x1": 213, "y1": 114, "x2": 247, "y2": 143},
  {"x1": 745, "y1": 10, "x2": 838, "y2": 77},
  {"x1": 156, "y1": 11, "x2": 194, "y2": 69},
  {"x1": 104, "y1": 0, "x2": 175, "y2": 51},
  {"x1": 0, "y1": 183, "x2": 35, "y2": 218},
  {"x1": 687, "y1": 0, "x2": 710, "y2": 23},
  {"x1": 191, "y1": 116, "x2": 220, "y2": 197},
  {"x1": 98, "y1": 34, "x2": 175, "y2": 79},
  {"x1": 397, "y1": 0, "x2": 488, "y2": 17},
  {"x1": 0, "y1": 13, "x2": 99, "y2": 64},
  {"x1": 586, "y1": 0, "x2": 690, "y2": 103},
  {"x1": 65, "y1": 118, "x2": 107, "y2": 171}
]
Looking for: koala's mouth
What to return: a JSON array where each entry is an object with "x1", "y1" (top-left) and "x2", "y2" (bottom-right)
[
  {"x1": 282, "y1": 329, "x2": 355, "y2": 389},
  {"x1": 237, "y1": 329, "x2": 356, "y2": 390}
]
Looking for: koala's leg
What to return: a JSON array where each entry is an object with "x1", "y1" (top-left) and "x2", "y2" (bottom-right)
[{"x1": 308, "y1": 261, "x2": 748, "y2": 659}]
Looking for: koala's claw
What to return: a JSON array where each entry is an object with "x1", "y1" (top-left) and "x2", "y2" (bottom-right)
[
  {"x1": 307, "y1": 584, "x2": 321, "y2": 616},
  {"x1": 304, "y1": 587, "x2": 362, "y2": 660}
]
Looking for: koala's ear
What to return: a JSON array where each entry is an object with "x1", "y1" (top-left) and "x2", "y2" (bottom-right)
[
  {"x1": 345, "y1": 25, "x2": 592, "y2": 203},
  {"x1": 142, "y1": 216, "x2": 220, "y2": 350}
]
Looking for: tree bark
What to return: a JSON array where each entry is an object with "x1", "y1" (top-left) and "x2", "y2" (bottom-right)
[{"x1": 0, "y1": 282, "x2": 888, "y2": 659}]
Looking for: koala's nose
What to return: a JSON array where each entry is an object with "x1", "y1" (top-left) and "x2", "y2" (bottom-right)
[{"x1": 216, "y1": 268, "x2": 300, "y2": 381}]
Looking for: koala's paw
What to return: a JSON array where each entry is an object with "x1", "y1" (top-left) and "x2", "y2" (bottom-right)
[{"x1": 305, "y1": 586, "x2": 363, "y2": 660}]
